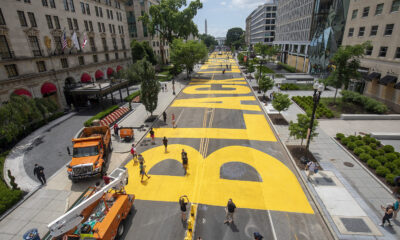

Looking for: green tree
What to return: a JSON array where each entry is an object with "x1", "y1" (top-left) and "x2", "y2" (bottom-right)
[
  {"x1": 135, "y1": 60, "x2": 161, "y2": 116},
  {"x1": 140, "y1": 0, "x2": 203, "y2": 63},
  {"x1": 289, "y1": 114, "x2": 319, "y2": 146},
  {"x1": 258, "y1": 74, "x2": 274, "y2": 100},
  {"x1": 328, "y1": 42, "x2": 370, "y2": 102},
  {"x1": 199, "y1": 34, "x2": 218, "y2": 50},
  {"x1": 225, "y1": 27, "x2": 245, "y2": 49},
  {"x1": 272, "y1": 93, "x2": 292, "y2": 113},
  {"x1": 131, "y1": 40, "x2": 157, "y2": 65},
  {"x1": 254, "y1": 43, "x2": 279, "y2": 80},
  {"x1": 170, "y1": 39, "x2": 208, "y2": 78}
]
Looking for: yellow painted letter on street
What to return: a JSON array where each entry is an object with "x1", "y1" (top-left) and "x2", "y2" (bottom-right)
[
  {"x1": 171, "y1": 96, "x2": 261, "y2": 111},
  {"x1": 190, "y1": 78, "x2": 246, "y2": 85},
  {"x1": 183, "y1": 85, "x2": 251, "y2": 95}
]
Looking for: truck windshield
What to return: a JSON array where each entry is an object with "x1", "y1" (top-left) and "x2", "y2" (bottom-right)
[{"x1": 73, "y1": 146, "x2": 99, "y2": 158}]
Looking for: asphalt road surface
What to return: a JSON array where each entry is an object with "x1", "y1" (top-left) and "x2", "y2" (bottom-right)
[{"x1": 122, "y1": 52, "x2": 332, "y2": 240}]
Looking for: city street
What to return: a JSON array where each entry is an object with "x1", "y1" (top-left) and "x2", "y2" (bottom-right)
[{"x1": 122, "y1": 52, "x2": 332, "y2": 239}]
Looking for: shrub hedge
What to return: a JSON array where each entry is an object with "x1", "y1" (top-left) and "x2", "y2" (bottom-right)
[
  {"x1": 84, "y1": 105, "x2": 119, "y2": 127},
  {"x1": 336, "y1": 133, "x2": 400, "y2": 185},
  {"x1": 278, "y1": 62, "x2": 297, "y2": 73},
  {"x1": 341, "y1": 90, "x2": 388, "y2": 114},
  {"x1": 0, "y1": 152, "x2": 23, "y2": 215},
  {"x1": 292, "y1": 96, "x2": 335, "y2": 119},
  {"x1": 124, "y1": 90, "x2": 141, "y2": 102}
]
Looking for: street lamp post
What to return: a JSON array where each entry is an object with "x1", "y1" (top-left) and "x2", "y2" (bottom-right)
[
  {"x1": 302, "y1": 82, "x2": 324, "y2": 163},
  {"x1": 172, "y1": 79, "x2": 176, "y2": 95}
]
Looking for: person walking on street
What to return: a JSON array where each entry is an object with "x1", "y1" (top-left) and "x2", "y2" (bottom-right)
[
  {"x1": 224, "y1": 198, "x2": 236, "y2": 224},
  {"x1": 163, "y1": 111, "x2": 167, "y2": 123},
  {"x1": 172, "y1": 113, "x2": 176, "y2": 128},
  {"x1": 131, "y1": 144, "x2": 138, "y2": 164},
  {"x1": 163, "y1": 136, "x2": 168, "y2": 153},
  {"x1": 150, "y1": 128, "x2": 155, "y2": 144},
  {"x1": 179, "y1": 195, "x2": 189, "y2": 221},
  {"x1": 138, "y1": 154, "x2": 145, "y2": 165},
  {"x1": 393, "y1": 175, "x2": 400, "y2": 195},
  {"x1": 182, "y1": 149, "x2": 188, "y2": 175},
  {"x1": 393, "y1": 197, "x2": 400, "y2": 219},
  {"x1": 113, "y1": 123, "x2": 119, "y2": 137},
  {"x1": 306, "y1": 161, "x2": 317, "y2": 181},
  {"x1": 226, "y1": 64, "x2": 228, "y2": 69},
  {"x1": 380, "y1": 204, "x2": 394, "y2": 226},
  {"x1": 103, "y1": 174, "x2": 111, "y2": 185},
  {"x1": 253, "y1": 232, "x2": 264, "y2": 240},
  {"x1": 33, "y1": 164, "x2": 46, "y2": 185},
  {"x1": 140, "y1": 161, "x2": 151, "y2": 182}
]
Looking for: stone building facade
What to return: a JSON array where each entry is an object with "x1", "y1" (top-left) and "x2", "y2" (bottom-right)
[
  {"x1": 246, "y1": 1, "x2": 277, "y2": 46},
  {"x1": 125, "y1": 0, "x2": 170, "y2": 63},
  {"x1": 0, "y1": 0, "x2": 131, "y2": 107},
  {"x1": 342, "y1": 0, "x2": 400, "y2": 112}
]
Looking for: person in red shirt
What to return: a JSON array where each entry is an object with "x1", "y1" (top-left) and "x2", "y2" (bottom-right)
[
  {"x1": 102, "y1": 175, "x2": 111, "y2": 185},
  {"x1": 131, "y1": 144, "x2": 138, "y2": 164}
]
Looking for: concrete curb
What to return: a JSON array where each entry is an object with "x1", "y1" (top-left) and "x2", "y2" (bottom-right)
[
  {"x1": 240, "y1": 63, "x2": 339, "y2": 240},
  {"x1": 331, "y1": 137, "x2": 394, "y2": 194}
]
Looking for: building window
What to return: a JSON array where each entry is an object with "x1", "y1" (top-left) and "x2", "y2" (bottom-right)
[
  {"x1": 124, "y1": 51, "x2": 127, "y2": 58},
  {"x1": 42, "y1": 0, "x2": 48, "y2": 7},
  {"x1": 362, "y1": 7, "x2": 370, "y2": 17},
  {"x1": 27, "y1": 12, "x2": 37, "y2": 27},
  {"x1": 107, "y1": 9, "x2": 110, "y2": 19},
  {"x1": 102, "y1": 38, "x2": 107, "y2": 51},
  {"x1": 379, "y1": 46, "x2": 388, "y2": 57},
  {"x1": 105, "y1": 53, "x2": 109, "y2": 61},
  {"x1": 365, "y1": 46, "x2": 373, "y2": 56},
  {"x1": 54, "y1": 16, "x2": 61, "y2": 29},
  {"x1": 115, "y1": 52, "x2": 118, "y2": 59},
  {"x1": 73, "y1": 18, "x2": 79, "y2": 30},
  {"x1": 109, "y1": 24, "x2": 112, "y2": 33},
  {"x1": 98, "y1": 22, "x2": 102, "y2": 32},
  {"x1": 95, "y1": 6, "x2": 99, "y2": 17},
  {"x1": 78, "y1": 56, "x2": 84, "y2": 65},
  {"x1": 80, "y1": 2, "x2": 85, "y2": 14},
  {"x1": 358, "y1": 27, "x2": 365, "y2": 36},
  {"x1": 70, "y1": 0, "x2": 75, "y2": 12},
  {"x1": 63, "y1": 0, "x2": 69, "y2": 10},
  {"x1": 67, "y1": 18, "x2": 73, "y2": 30},
  {"x1": 370, "y1": 25, "x2": 378, "y2": 36},
  {"x1": 61, "y1": 58, "x2": 68, "y2": 68},
  {"x1": 54, "y1": 36, "x2": 62, "y2": 52},
  {"x1": 384, "y1": 24, "x2": 394, "y2": 35},
  {"x1": 84, "y1": 20, "x2": 89, "y2": 31},
  {"x1": 351, "y1": 9, "x2": 358, "y2": 19},
  {"x1": 93, "y1": 54, "x2": 98, "y2": 62},
  {"x1": 348, "y1": 28, "x2": 354, "y2": 37},
  {"x1": 391, "y1": 0, "x2": 400, "y2": 12},
  {"x1": 121, "y1": 38, "x2": 125, "y2": 49},
  {"x1": 17, "y1": 11, "x2": 27, "y2": 27},
  {"x1": 46, "y1": 15, "x2": 53, "y2": 29},
  {"x1": 395, "y1": 47, "x2": 400, "y2": 58},
  {"x1": 102, "y1": 23, "x2": 105, "y2": 32},
  {"x1": 86, "y1": 3, "x2": 90, "y2": 15},
  {"x1": 49, "y1": 0, "x2": 56, "y2": 8},
  {"x1": 89, "y1": 21, "x2": 93, "y2": 32},
  {"x1": 99, "y1": 7, "x2": 103, "y2": 17},
  {"x1": 29, "y1": 36, "x2": 42, "y2": 56},
  {"x1": 152, "y1": 41, "x2": 155, "y2": 47},
  {"x1": 112, "y1": 25, "x2": 115, "y2": 34},
  {"x1": 0, "y1": 35, "x2": 12, "y2": 59},
  {"x1": 112, "y1": 38, "x2": 117, "y2": 50},
  {"x1": 375, "y1": 3, "x2": 384, "y2": 15},
  {"x1": 36, "y1": 61, "x2": 46, "y2": 72},
  {"x1": 5, "y1": 64, "x2": 18, "y2": 77},
  {"x1": 89, "y1": 37, "x2": 96, "y2": 51}
]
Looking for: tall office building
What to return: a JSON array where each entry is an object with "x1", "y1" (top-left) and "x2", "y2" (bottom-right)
[
  {"x1": 245, "y1": 1, "x2": 277, "y2": 46},
  {"x1": 274, "y1": 0, "x2": 349, "y2": 73},
  {"x1": 342, "y1": 0, "x2": 400, "y2": 112},
  {"x1": 0, "y1": 0, "x2": 131, "y2": 107},
  {"x1": 125, "y1": 0, "x2": 170, "y2": 63}
]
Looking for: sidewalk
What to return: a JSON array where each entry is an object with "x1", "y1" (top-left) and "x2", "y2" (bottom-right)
[
  {"x1": 0, "y1": 69, "x2": 192, "y2": 240},
  {"x1": 270, "y1": 93, "x2": 400, "y2": 239}
]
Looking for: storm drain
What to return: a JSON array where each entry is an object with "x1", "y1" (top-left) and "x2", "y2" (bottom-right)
[
  {"x1": 314, "y1": 177, "x2": 336, "y2": 186},
  {"x1": 340, "y1": 218, "x2": 371, "y2": 233}
]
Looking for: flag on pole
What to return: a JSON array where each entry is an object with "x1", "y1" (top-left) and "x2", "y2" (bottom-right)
[
  {"x1": 71, "y1": 32, "x2": 80, "y2": 50},
  {"x1": 62, "y1": 31, "x2": 67, "y2": 50},
  {"x1": 81, "y1": 32, "x2": 87, "y2": 49}
]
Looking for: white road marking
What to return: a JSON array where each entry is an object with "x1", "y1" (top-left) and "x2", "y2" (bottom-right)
[{"x1": 268, "y1": 210, "x2": 278, "y2": 240}]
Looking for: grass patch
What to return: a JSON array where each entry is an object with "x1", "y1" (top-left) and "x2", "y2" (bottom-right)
[
  {"x1": 0, "y1": 151, "x2": 23, "y2": 215},
  {"x1": 84, "y1": 105, "x2": 119, "y2": 127},
  {"x1": 124, "y1": 90, "x2": 141, "y2": 102}
]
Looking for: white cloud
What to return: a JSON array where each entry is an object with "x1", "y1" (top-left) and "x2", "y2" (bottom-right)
[
  {"x1": 231, "y1": 0, "x2": 273, "y2": 8},
  {"x1": 221, "y1": 1, "x2": 227, "y2": 6}
]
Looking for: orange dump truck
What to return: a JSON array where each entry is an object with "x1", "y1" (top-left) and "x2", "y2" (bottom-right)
[
  {"x1": 67, "y1": 126, "x2": 112, "y2": 181},
  {"x1": 48, "y1": 168, "x2": 134, "y2": 240}
]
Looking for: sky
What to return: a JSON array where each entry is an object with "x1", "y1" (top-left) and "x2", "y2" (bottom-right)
[{"x1": 190, "y1": 0, "x2": 273, "y2": 38}]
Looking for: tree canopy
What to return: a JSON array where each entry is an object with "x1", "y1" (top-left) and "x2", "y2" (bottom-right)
[
  {"x1": 289, "y1": 114, "x2": 319, "y2": 146},
  {"x1": 130, "y1": 40, "x2": 157, "y2": 65},
  {"x1": 272, "y1": 93, "x2": 292, "y2": 113},
  {"x1": 258, "y1": 74, "x2": 274, "y2": 99},
  {"x1": 199, "y1": 34, "x2": 218, "y2": 50},
  {"x1": 225, "y1": 27, "x2": 245, "y2": 49},
  {"x1": 170, "y1": 39, "x2": 208, "y2": 78},
  {"x1": 254, "y1": 43, "x2": 279, "y2": 79}
]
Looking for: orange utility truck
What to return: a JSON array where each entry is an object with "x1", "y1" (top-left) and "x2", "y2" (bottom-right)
[
  {"x1": 67, "y1": 126, "x2": 112, "y2": 181},
  {"x1": 48, "y1": 167, "x2": 134, "y2": 240}
]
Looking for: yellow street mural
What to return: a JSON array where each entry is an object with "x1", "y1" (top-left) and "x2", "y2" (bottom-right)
[
  {"x1": 171, "y1": 96, "x2": 261, "y2": 111},
  {"x1": 190, "y1": 78, "x2": 246, "y2": 85},
  {"x1": 183, "y1": 84, "x2": 251, "y2": 95},
  {"x1": 125, "y1": 144, "x2": 314, "y2": 214}
]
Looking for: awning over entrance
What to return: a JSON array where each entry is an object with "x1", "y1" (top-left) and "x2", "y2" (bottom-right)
[
  {"x1": 81, "y1": 73, "x2": 91, "y2": 83},
  {"x1": 13, "y1": 88, "x2": 32, "y2": 97},
  {"x1": 107, "y1": 67, "x2": 114, "y2": 77},
  {"x1": 41, "y1": 82, "x2": 57, "y2": 95},
  {"x1": 95, "y1": 70, "x2": 104, "y2": 80},
  {"x1": 367, "y1": 72, "x2": 381, "y2": 81},
  {"x1": 116, "y1": 65, "x2": 123, "y2": 72},
  {"x1": 378, "y1": 75, "x2": 398, "y2": 85}
]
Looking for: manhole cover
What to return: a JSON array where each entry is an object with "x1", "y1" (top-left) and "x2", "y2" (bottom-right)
[
  {"x1": 314, "y1": 177, "x2": 336, "y2": 186},
  {"x1": 340, "y1": 218, "x2": 371, "y2": 233},
  {"x1": 344, "y1": 162, "x2": 354, "y2": 167}
]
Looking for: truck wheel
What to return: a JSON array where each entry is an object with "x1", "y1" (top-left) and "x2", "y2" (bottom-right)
[
  {"x1": 116, "y1": 220, "x2": 125, "y2": 239},
  {"x1": 109, "y1": 141, "x2": 113, "y2": 151}
]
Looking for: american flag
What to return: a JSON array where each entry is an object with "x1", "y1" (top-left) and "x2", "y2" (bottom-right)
[{"x1": 62, "y1": 31, "x2": 67, "y2": 50}]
